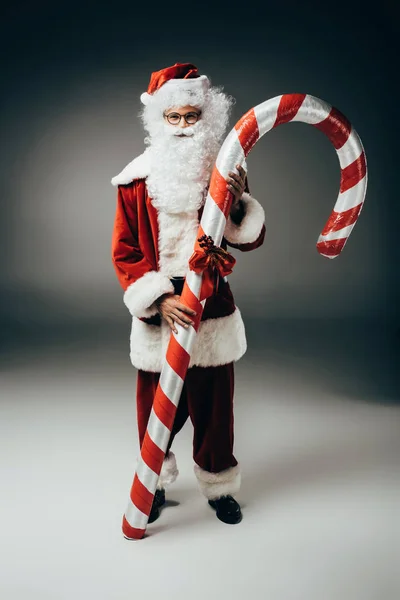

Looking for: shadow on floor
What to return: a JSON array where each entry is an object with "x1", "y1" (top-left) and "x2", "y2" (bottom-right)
[{"x1": 240, "y1": 424, "x2": 399, "y2": 506}]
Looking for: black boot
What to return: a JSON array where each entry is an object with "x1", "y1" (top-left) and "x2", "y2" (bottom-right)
[
  {"x1": 148, "y1": 488, "x2": 166, "y2": 523},
  {"x1": 208, "y1": 495, "x2": 242, "y2": 524}
]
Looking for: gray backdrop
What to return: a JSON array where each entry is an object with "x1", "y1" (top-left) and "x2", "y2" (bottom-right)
[
  {"x1": 1, "y1": 4, "x2": 399, "y2": 600},
  {"x1": 0, "y1": 2, "x2": 398, "y2": 345}
]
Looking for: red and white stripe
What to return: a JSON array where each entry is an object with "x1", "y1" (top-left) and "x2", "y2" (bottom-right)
[
  {"x1": 121, "y1": 93, "x2": 368, "y2": 539},
  {"x1": 230, "y1": 93, "x2": 367, "y2": 257}
]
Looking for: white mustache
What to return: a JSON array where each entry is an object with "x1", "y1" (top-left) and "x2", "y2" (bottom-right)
[
  {"x1": 160, "y1": 122, "x2": 199, "y2": 137},
  {"x1": 173, "y1": 127, "x2": 195, "y2": 137}
]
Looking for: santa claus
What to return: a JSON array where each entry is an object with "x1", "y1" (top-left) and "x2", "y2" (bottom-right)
[{"x1": 111, "y1": 63, "x2": 266, "y2": 526}]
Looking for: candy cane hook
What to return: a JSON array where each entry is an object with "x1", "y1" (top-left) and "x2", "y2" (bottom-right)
[
  {"x1": 122, "y1": 93, "x2": 368, "y2": 539},
  {"x1": 230, "y1": 93, "x2": 367, "y2": 258}
]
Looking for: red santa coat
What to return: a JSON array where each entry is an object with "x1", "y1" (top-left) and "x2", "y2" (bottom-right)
[{"x1": 111, "y1": 151, "x2": 266, "y2": 372}]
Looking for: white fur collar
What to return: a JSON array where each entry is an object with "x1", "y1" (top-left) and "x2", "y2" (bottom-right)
[{"x1": 110, "y1": 150, "x2": 150, "y2": 187}]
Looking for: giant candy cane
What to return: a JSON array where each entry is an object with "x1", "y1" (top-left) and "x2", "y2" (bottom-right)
[{"x1": 122, "y1": 93, "x2": 368, "y2": 539}]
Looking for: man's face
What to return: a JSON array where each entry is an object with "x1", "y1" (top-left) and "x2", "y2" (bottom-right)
[{"x1": 163, "y1": 105, "x2": 202, "y2": 137}]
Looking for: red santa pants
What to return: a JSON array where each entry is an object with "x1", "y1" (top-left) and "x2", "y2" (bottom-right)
[{"x1": 136, "y1": 362, "x2": 238, "y2": 474}]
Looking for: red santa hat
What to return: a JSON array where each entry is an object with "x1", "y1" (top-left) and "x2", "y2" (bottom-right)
[{"x1": 140, "y1": 62, "x2": 211, "y2": 109}]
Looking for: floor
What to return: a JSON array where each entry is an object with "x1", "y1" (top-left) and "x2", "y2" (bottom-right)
[{"x1": 1, "y1": 318, "x2": 399, "y2": 600}]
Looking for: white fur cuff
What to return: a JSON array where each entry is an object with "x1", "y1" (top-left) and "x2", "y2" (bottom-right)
[
  {"x1": 123, "y1": 270, "x2": 175, "y2": 318},
  {"x1": 224, "y1": 192, "x2": 265, "y2": 245},
  {"x1": 157, "y1": 451, "x2": 179, "y2": 490},
  {"x1": 194, "y1": 463, "x2": 241, "y2": 500}
]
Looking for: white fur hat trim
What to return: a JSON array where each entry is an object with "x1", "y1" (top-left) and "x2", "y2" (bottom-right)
[{"x1": 140, "y1": 75, "x2": 210, "y2": 106}]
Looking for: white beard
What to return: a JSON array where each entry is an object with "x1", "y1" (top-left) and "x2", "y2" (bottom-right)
[{"x1": 145, "y1": 119, "x2": 222, "y2": 215}]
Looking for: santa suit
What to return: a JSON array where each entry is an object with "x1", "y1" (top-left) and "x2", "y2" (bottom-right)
[{"x1": 111, "y1": 150, "x2": 266, "y2": 499}]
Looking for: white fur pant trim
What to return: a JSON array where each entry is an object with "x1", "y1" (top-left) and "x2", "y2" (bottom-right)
[
  {"x1": 193, "y1": 463, "x2": 241, "y2": 500},
  {"x1": 157, "y1": 451, "x2": 179, "y2": 490}
]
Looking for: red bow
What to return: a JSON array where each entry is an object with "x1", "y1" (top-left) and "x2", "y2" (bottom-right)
[{"x1": 188, "y1": 234, "x2": 236, "y2": 300}]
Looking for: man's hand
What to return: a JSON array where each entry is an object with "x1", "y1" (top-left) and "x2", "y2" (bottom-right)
[
  {"x1": 226, "y1": 164, "x2": 246, "y2": 218},
  {"x1": 155, "y1": 293, "x2": 197, "y2": 334}
]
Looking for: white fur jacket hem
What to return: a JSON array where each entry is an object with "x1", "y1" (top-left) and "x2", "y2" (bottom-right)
[{"x1": 129, "y1": 306, "x2": 247, "y2": 372}]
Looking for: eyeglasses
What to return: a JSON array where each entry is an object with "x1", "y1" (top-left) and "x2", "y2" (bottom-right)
[{"x1": 163, "y1": 111, "x2": 201, "y2": 125}]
